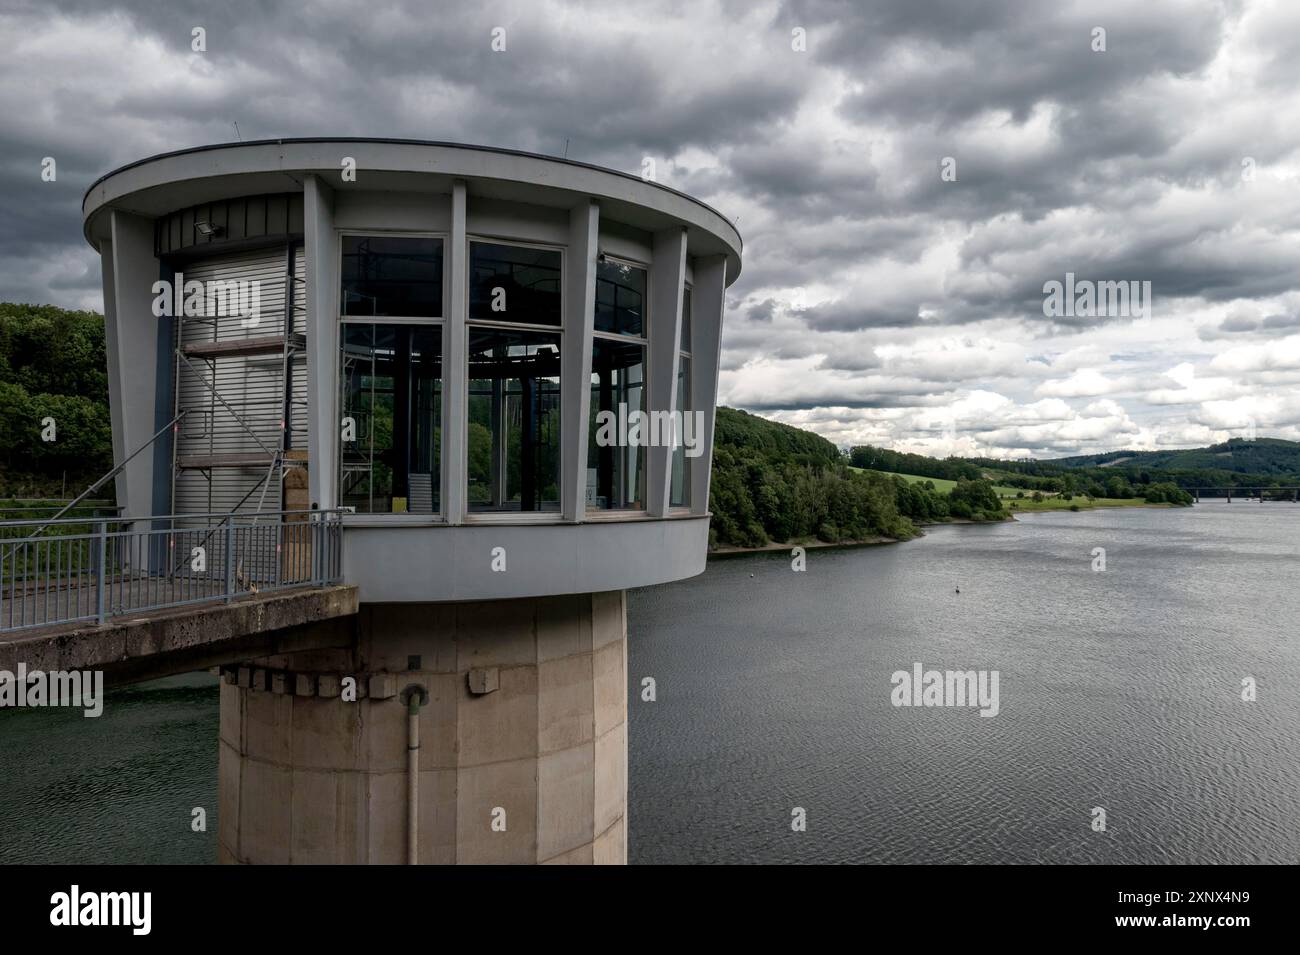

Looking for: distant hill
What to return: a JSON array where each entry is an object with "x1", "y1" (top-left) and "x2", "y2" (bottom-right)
[
  {"x1": 852, "y1": 436, "x2": 1300, "y2": 495},
  {"x1": 1045, "y1": 438, "x2": 1300, "y2": 476}
]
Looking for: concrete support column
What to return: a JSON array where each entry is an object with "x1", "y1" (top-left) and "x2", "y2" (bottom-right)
[
  {"x1": 218, "y1": 591, "x2": 627, "y2": 864},
  {"x1": 105, "y1": 211, "x2": 161, "y2": 522},
  {"x1": 690, "y1": 255, "x2": 728, "y2": 516},
  {"x1": 303, "y1": 175, "x2": 337, "y2": 511},
  {"x1": 444, "y1": 181, "x2": 469, "y2": 524},
  {"x1": 562, "y1": 200, "x2": 599, "y2": 521}
]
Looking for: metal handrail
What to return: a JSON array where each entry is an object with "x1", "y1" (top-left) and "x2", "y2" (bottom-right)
[
  {"x1": 0, "y1": 502, "x2": 118, "y2": 512},
  {"x1": 0, "y1": 508, "x2": 345, "y2": 633},
  {"x1": 0, "y1": 508, "x2": 330, "y2": 529}
]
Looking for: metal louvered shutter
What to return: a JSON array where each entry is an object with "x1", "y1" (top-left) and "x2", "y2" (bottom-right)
[{"x1": 171, "y1": 244, "x2": 308, "y2": 522}]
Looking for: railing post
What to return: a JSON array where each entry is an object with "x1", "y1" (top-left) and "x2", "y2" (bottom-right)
[
  {"x1": 95, "y1": 521, "x2": 108, "y2": 625},
  {"x1": 310, "y1": 513, "x2": 319, "y2": 585},
  {"x1": 326, "y1": 515, "x2": 332, "y2": 583},
  {"x1": 312, "y1": 509, "x2": 324, "y2": 584},
  {"x1": 328, "y1": 512, "x2": 340, "y2": 583},
  {"x1": 224, "y1": 516, "x2": 235, "y2": 602},
  {"x1": 330, "y1": 513, "x2": 338, "y2": 583}
]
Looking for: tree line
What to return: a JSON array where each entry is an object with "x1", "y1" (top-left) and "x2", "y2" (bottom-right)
[
  {"x1": 849, "y1": 441, "x2": 1298, "y2": 496},
  {"x1": 0, "y1": 303, "x2": 112, "y2": 496},
  {"x1": 708, "y1": 409, "x2": 1005, "y2": 548}
]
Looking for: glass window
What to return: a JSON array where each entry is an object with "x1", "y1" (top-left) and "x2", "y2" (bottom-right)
[
  {"x1": 339, "y1": 324, "x2": 442, "y2": 514},
  {"x1": 595, "y1": 259, "x2": 646, "y2": 336},
  {"x1": 680, "y1": 287, "x2": 692, "y2": 352},
  {"x1": 469, "y1": 242, "x2": 562, "y2": 326},
  {"x1": 467, "y1": 328, "x2": 562, "y2": 512},
  {"x1": 342, "y1": 236, "x2": 443, "y2": 317},
  {"x1": 670, "y1": 287, "x2": 692, "y2": 508},
  {"x1": 588, "y1": 337, "x2": 646, "y2": 511}
]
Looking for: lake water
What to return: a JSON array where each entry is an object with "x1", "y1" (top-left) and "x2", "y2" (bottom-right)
[{"x1": 3, "y1": 504, "x2": 1298, "y2": 864}]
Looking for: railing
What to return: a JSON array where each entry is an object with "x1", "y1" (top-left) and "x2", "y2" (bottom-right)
[{"x1": 0, "y1": 509, "x2": 344, "y2": 633}]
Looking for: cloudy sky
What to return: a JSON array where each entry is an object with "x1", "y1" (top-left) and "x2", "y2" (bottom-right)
[{"x1": 3, "y1": 0, "x2": 1299, "y2": 457}]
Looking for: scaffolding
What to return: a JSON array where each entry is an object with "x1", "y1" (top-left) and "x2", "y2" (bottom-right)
[{"x1": 171, "y1": 243, "x2": 308, "y2": 525}]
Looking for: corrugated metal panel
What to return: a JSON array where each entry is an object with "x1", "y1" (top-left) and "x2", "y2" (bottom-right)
[
  {"x1": 172, "y1": 244, "x2": 309, "y2": 522},
  {"x1": 289, "y1": 245, "x2": 308, "y2": 452}
]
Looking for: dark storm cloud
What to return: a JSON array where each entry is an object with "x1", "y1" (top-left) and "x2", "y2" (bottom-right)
[
  {"x1": 794, "y1": 0, "x2": 1225, "y2": 125},
  {"x1": 798, "y1": 300, "x2": 926, "y2": 333},
  {"x1": 0, "y1": 0, "x2": 806, "y2": 300},
  {"x1": 1262, "y1": 312, "x2": 1300, "y2": 331},
  {"x1": 1, "y1": 0, "x2": 1296, "y2": 453},
  {"x1": 813, "y1": 351, "x2": 879, "y2": 372},
  {"x1": 742, "y1": 297, "x2": 778, "y2": 323},
  {"x1": 1200, "y1": 309, "x2": 1300, "y2": 341},
  {"x1": 740, "y1": 392, "x2": 935, "y2": 412}
]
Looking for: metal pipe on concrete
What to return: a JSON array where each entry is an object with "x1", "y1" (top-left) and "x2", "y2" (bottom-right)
[{"x1": 402, "y1": 684, "x2": 429, "y2": 865}]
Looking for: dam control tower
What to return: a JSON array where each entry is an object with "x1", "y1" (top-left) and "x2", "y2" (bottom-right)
[{"x1": 81, "y1": 139, "x2": 742, "y2": 864}]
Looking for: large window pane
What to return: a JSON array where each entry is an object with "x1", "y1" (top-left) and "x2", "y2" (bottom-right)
[
  {"x1": 342, "y1": 236, "x2": 443, "y2": 317},
  {"x1": 469, "y1": 242, "x2": 562, "y2": 326},
  {"x1": 595, "y1": 260, "x2": 646, "y2": 336},
  {"x1": 339, "y1": 324, "x2": 442, "y2": 513},
  {"x1": 588, "y1": 337, "x2": 646, "y2": 510},
  {"x1": 467, "y1": 328, "x2": 562, "y2": 512},
  {"x1": 670, "y1": 355, "x2": 691, "y2": 508}
]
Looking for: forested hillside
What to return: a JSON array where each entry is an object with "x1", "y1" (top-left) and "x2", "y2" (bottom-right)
[
  {"x1": 706, "y1": 408, "x2": 1000, "y2": 547},
  {"x1": 0, "y1": 303, "x2": 113, "y2": 496}
]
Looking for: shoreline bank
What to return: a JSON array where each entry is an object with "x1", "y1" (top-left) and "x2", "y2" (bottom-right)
[
  {"x1": 706, "y1": 501, "x2": 1191, "y2": 557},
  {"x1": 708, "y1": 535, "x2": 901, "y2": 558}
]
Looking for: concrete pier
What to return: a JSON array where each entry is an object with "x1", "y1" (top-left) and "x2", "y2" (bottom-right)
[{"x1": 217, "y1": 591, "x2": 628, "y2": 864}]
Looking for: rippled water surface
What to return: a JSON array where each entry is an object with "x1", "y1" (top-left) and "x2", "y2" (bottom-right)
[
  {"x1": 0, "y1": 673, "x2": 217, "y2": 863},
  {"x1": 628, "y1": 505, "x2": 1300, "y2": 864},
  {"x1": 2, "y1": 505, "x2": 1297, "y2": 864}
]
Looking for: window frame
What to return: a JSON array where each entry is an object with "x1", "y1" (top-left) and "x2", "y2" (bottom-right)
[
  {"x1": 464, "y1": 235, "x2": 566, "y2": 523},
  {"x1": 669, "y1": 282, "x2": 693, "y2": 513},
  {"x1": 335, "y1": 229, "x2": 449, "y2": 523},
  {"x1": 586, "y1": 254, "x2": 651, "y2": 517}
]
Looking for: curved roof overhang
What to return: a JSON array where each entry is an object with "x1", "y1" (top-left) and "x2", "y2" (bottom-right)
[{"x1": 82, "y1": 138, "x2": 742, "y2": 283}]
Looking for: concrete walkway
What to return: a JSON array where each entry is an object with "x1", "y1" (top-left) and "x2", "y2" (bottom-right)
[{"x1": 0, "y1": 584, "x2": 358, "y2": 685}]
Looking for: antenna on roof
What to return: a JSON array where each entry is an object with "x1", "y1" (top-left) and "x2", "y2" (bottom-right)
[
  {"x1": 233, "y1": 121, "x2": 242, "y2": 142},
  {"x1": 563, "y1": 138, "x2": 569, "y2": 159}
]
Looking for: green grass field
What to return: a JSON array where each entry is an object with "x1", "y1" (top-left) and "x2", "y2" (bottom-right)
[
  {"x1": 851, "y1": 467, "x2": 1025, "y2": 497},
  {"x1": 849, "y1": 468, "x2": 1167, "y2": 512},
  {"x1": 1002, "y1": 496, "x2": 1163, "y2": 512}
]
